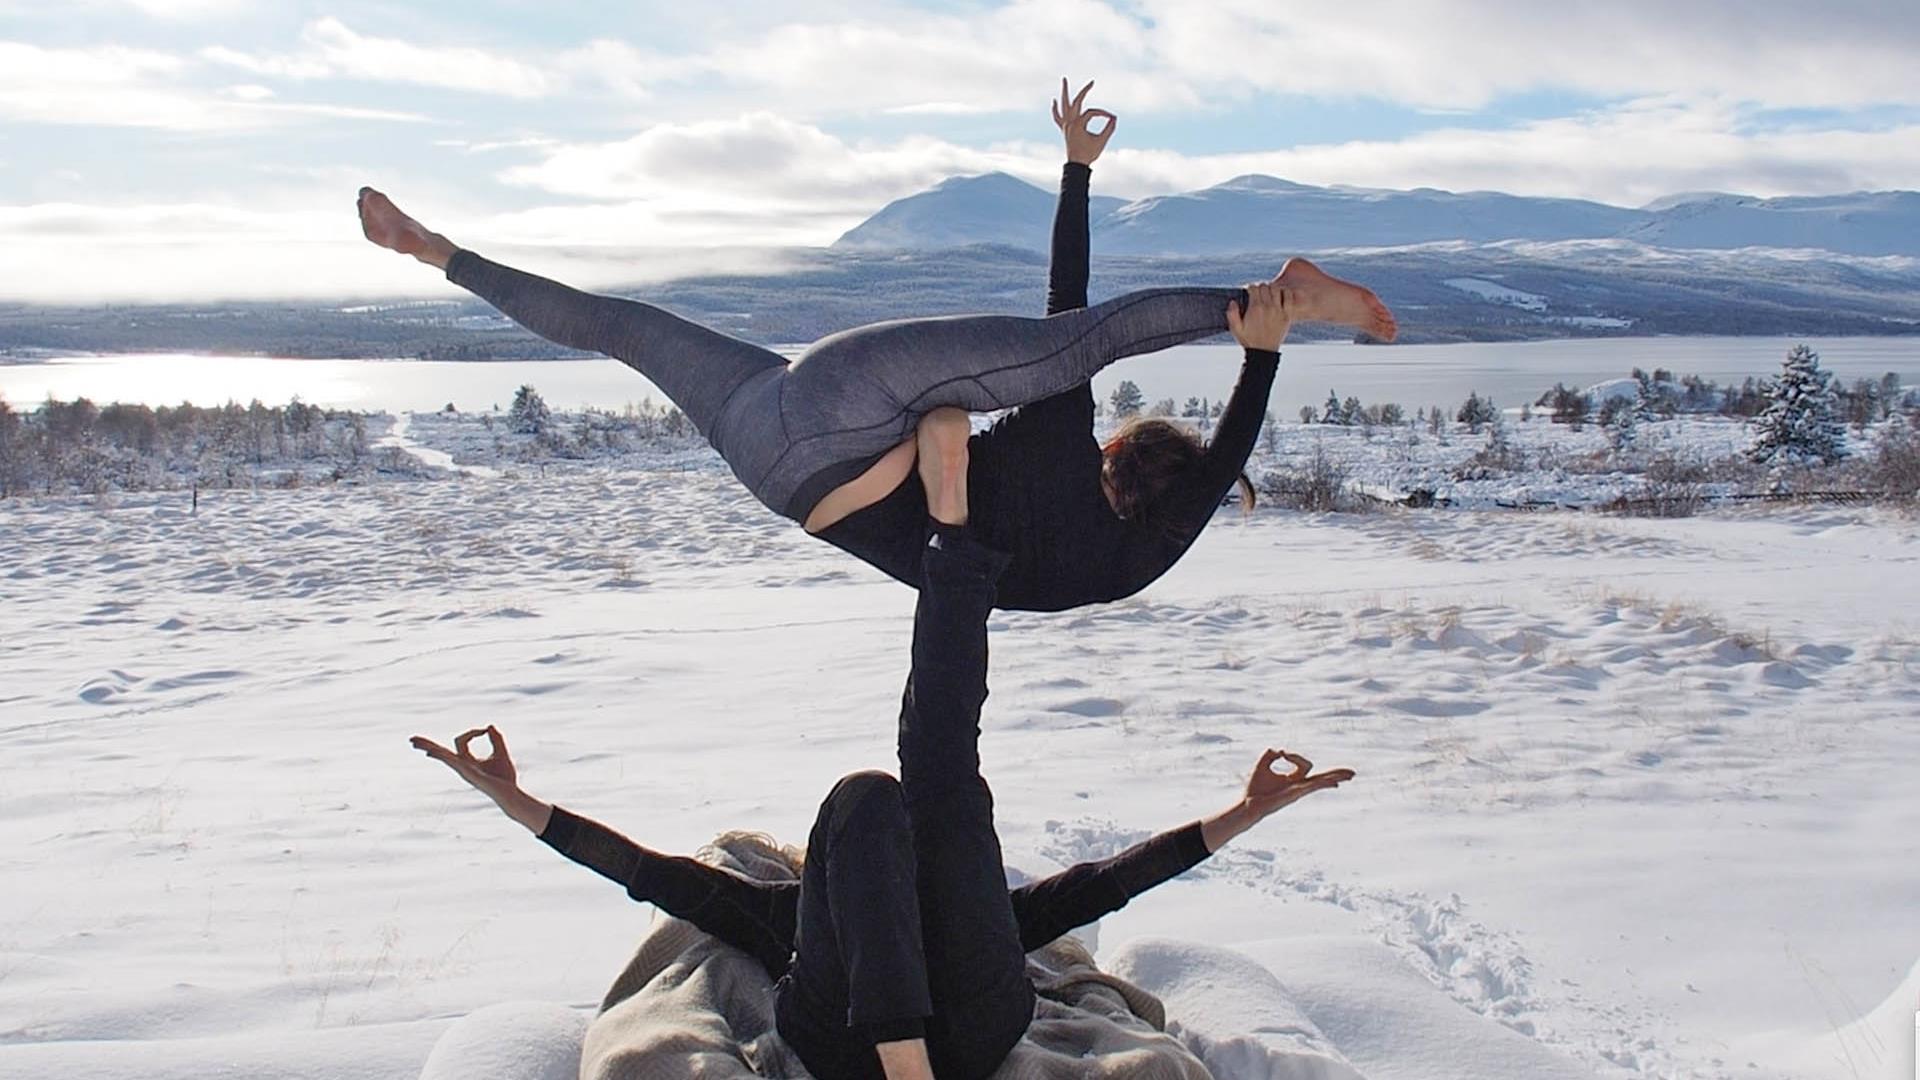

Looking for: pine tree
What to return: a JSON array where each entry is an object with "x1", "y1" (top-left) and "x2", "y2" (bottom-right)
[
  {"x1": 0, "y1": 396, "x2": 17, "y2": 497},
  {"x1": 1321, "y1": 390, "x2": 1342, "y2": 425},
  {"x1": 1109, "y1": 380, "x2": 1144, "y2": 418},
  {"x1": 1607, "y1": 399, "x2": 1638, "y2": 451},
  {"x1": 1456, "y1": 391, "x2": 1497, "y2": 433},
  {"x1": 1633, "y1": 370, "x2": 1661, "y2": 424},
  {"x1": 1747, "y1": 344, "x2": 1847, "y2": 465},
  {"x1": 1340, "y1": 396, "x2": 1363, "y2": 426},
  {"x1": 509, "y1": 384, "x2": 552, "y2": 435}
]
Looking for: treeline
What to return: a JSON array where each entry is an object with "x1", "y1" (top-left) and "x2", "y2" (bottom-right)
[
  {"x1": 0, "y1": 396, "x2": 395, "y2": 497},
  {"x1": 1534, "y1": 368, "x2": 1909, "y2": 429},
  {"x1": 1301, "y1": 366, "x2": 1913, "y2": 436}
]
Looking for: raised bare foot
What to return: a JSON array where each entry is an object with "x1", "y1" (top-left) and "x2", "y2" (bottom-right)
[
  {"x1": 357, "y1": 187, "x2": 457, "y2": 270},
  {"x1": 1273, "y1": 257, "x2": 1397, "y2": 342},
  {"x1": 916, "y1": 407, "x2": 971, "y2": 526}
]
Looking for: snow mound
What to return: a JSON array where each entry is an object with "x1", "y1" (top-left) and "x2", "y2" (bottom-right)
[
  {"x1": 0, "y1": 1021, "x2": 445, "y2": 1080},
  {"x1": 419, "y1": 1001, "x2": 590, "y2": 1080},
  {"x1": 1106, "y1": 937, "x2": 1365, "y2": 1080},
  {"x1": 1837, "y1": 955, "x2": 1920, "y2": 1080}
]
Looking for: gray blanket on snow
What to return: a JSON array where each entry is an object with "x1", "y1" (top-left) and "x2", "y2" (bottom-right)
[{"x1": 580, "y1": 833, "x2": 1213, "y2": 1080}]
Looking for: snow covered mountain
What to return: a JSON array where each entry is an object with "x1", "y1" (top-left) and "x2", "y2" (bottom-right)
[
  {"x1": 835, "y1": 172, "x2": 1127, "y2": 251},
  {"x1": 833, "y1": 174, "x2": 1920, "y2": 258},
  {"x1": 1620, "y1": 190, "x2": 1920, "y2": 255}
]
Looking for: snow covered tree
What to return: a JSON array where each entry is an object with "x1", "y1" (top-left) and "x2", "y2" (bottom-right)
[
  {"x1": 1456, "y1": 391, "x2": 1497, "y2": 433},
  {"x1": 1321, "y1": 390, "x2": 1342, "y2": 425},
  {"x1": 1547, "y1": 384, "x2": 1590, "y2": 429},
  {"x1": 1298, "y1": 405, "x2": 1315, "y2": 425},
  {"x1": 1605, "y1": 397, "x2": 1638, "y2": 451},
  {"x1": 509, "y1": 384, "x2": 551, "y2": 435},
  {"x1": 1149, "y1": 397, "x2": 1177, "y2": 417},
  {"x1": 1109, "y1": 380, "x2": 1144, "y2": 418},
  {"x1": 0, "y1": 397, "x2": 18, "y2": 497},
  {"x1": 1340, "y1": 396, "x2": 1363, "y2": 426},
  {"x1": 1633, "y1": 370, "x2": 1662, "y2": 424},
  {"x1": 1747, "y1": 345, "x2": 1847, "y2": 465},
  {"x1": 1182, "y1": 396, "x2": 1205, "y2": 418}
]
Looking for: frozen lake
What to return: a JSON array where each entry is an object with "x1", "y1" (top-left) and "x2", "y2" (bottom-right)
[{"x1": 3, "y1": 335, "x2": 1916, "y2": 417}]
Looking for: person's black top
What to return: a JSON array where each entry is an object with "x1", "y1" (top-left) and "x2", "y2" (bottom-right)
[
  {"x1": 815, "y1": 162, "x2": 1280, "y2": 612},
  {"x1": 538, "y1": 804, "x2": 1212, "y2": 979}
]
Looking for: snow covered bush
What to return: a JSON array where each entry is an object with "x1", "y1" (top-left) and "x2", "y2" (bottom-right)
[
  {"x1": 1546, "y1": 384, "x2": 1591, "y2": 429},
  {"x1": 1600, "y1": 397, "x2": 1638, "y2": 451},
  {"x1": 1873, "y1": 412, "x2": 1920, "y2": 496},
  {"x1": 1456, "y1": 415, "x2": 1525, "y2": 478},
  {"x1": 1259, "y1": 444, "x2": 1352, "y2": 512},
  {"x1": 1746, "y1": 345, "x2": 1847, "y2": 466}
]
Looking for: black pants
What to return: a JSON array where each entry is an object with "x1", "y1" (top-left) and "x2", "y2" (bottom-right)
[{"x1": 774, "y1": 534, "x2": 1034, "y2": 1080}]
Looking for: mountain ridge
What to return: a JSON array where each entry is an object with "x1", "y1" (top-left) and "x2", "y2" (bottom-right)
[{"x1": 833, "y1": 173, "x2": 1920, "y2": 259}]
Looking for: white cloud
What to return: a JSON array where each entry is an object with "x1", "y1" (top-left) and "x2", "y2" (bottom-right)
[
  {"x1": 1135, "y1": 0, "x2": 1920, "y2": 111},
  {"x1": 0, "y1": 200, "x2": 802, "y2": 301},
  {"x1": 595, "y1": 0, "x2": 1195, "y2": 120},
  {"x1": 536, "y1": 0, "x2": 1919, "y2": 121},
  {"x1": 201, "y1": 18, "x2": 557, "y2": 98},
  {"x1": 1092, "y1": 99, "x2": 1920, "y2": 208},
  {"x1": 120, "y1": 0, "x2": 254, "y2": 18},
  {"x1": 499, "y1": 112, "x2": 1042, "y2": 217},
  {"x1": 0, "y1": 40, "x2": 426, "y2": 130}
]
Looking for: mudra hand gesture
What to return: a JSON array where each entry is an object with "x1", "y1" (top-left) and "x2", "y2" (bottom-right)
[
  {"x1": 411, "y1": 725, "x2": 551, "y2": 833},
  {"x1": 1053, "y1": 78, "x2": 1117, "y2": 165},
  {"x1": 1202, "y1": 746, "x2": 1355, "y2": 851},
  {"x1": 1246, "y1": 748, "x2": 1354, "y2": 815}
]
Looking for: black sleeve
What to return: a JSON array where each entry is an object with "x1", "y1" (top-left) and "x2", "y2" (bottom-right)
[
  {"x1": 1152, "y1": 347, "x2": 1280, "y2": 536},
  {"x1": 972, "y1": 161, "x2": 1096, "y2": 489},
  {"x1": 539, "y1": 805, "x2": 798, "y2": 977},
  {"x1": 1007, "y1": 822, "x2": 1213, "y2": 953},
  {"x1": 1045, "y1": 162, "x2": 1091, "y2": 316}
]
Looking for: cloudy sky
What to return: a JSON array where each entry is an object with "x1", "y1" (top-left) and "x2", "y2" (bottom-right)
[{"x1": 2, "y1": 0, "x2": 1916, "y2": 301}]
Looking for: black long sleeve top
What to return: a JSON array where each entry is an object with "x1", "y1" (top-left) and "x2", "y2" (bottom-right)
[
  {"x1": 816, "y1": 163, "x2": 1280, "y2": 612},
  {"x1": 537, "y1": 806, "x2": 1212, "y2": 979}
]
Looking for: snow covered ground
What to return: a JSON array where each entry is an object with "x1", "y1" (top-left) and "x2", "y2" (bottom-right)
[{"x1": 2, "y1": 418, "x2": 1916, "y2": 1080}]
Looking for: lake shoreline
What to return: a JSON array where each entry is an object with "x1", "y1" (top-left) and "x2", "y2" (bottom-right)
[{"x1": 3, "y1": 335, "x2": 1916, "y2": 419}]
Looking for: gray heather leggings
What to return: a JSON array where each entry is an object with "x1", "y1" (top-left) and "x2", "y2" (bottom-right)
[{"x1": 447, "y1": 250, "x2": 1241, "y2": 522}]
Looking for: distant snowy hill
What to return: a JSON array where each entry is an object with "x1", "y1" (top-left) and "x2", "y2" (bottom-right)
[
  {"x1": 1621, "y1": 191, "x2": 1920, "y2": 256},
  {"x1": 835, "y1": 172, "x2": 1126, "y2": 251},
  {"x1": 833, "y1": 173, "x2": 1920, "y2": 258}
]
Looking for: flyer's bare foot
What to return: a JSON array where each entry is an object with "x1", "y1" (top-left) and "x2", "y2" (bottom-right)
[
  {"x1": 357, "y1": 187, "x2": 456, "y2": 270},
  {"x1": 1273, "y1": 257, "x2": 1397, "y2": 342}
]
